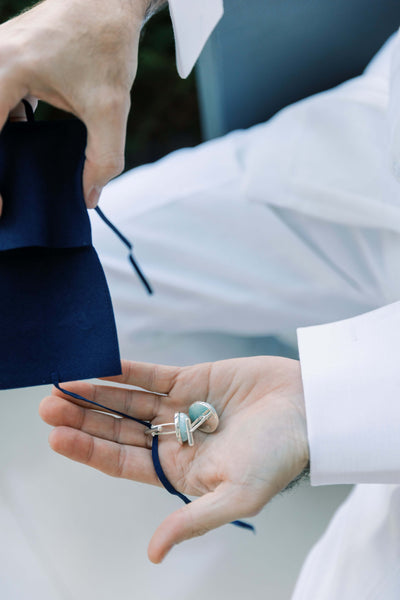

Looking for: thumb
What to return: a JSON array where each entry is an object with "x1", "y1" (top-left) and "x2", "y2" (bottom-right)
[
  {"x1": 148, "y1": 484, "x2": 253, "y2": 564},
  {"x1": 82, "y1": 96, "x2": 130, "y2": 208}
]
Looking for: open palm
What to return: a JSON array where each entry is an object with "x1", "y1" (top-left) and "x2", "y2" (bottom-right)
[{"x1": 39, "y1": 356, "x2": 308, "y2": 563}]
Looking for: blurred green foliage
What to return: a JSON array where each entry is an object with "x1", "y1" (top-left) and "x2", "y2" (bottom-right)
[
  {"x1": 0, "y1": 2, "x2": 201, "y2": 171},
  {"x1": 1, "y1": 1, "x2": 36, "y2": 20},
  {"x1": 129, "y1": 10, "x2": 201, "y2": 168}
]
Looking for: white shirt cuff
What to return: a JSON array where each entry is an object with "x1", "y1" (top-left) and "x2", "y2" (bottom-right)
[
  {"x1": 168, "y1": 0, "x2": 224, "y2": 78},
  {"x1": 298, "y1": 302, "x2": 400, "y2": 485}
]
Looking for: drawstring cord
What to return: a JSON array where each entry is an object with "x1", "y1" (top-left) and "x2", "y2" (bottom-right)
[{"x1": 95, "y1": 206, "x2": 153, "y2": 295}]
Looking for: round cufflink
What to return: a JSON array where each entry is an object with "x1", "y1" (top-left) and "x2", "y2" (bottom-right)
[
  {"x1": 189, "y1": 401, "x2": 219, "y2": 433},
  {"x1": 146, "y1": 402, "x2": 219, "y2": 446}
]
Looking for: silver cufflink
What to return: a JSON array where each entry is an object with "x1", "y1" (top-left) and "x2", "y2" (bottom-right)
[{"x1": 146, "y1": 401, "x2": 219, "y2": 446}]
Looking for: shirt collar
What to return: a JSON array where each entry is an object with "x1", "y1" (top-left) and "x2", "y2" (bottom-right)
[{"x1": 168, "y1": 0, "x2": 224, "y2": 78}]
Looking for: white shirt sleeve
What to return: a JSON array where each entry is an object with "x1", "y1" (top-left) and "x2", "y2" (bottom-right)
[
  {"x1": 297, "y1": 302, "x2": 400, "y2": 485},
  {"x1": 168, "y1": 0, "x2": 224, "y2": 78}
]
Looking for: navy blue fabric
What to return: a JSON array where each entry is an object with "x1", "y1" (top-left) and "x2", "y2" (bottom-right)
[
  {"x1": 0, "y1": 119, "x2": 121, "y2": 390},
  {"x1": 0, "y1": 120, "x2": 91, "y2": 250}
]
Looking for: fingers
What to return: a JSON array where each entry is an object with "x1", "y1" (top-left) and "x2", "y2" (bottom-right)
[
  {"x1": 148, "y1": 484, "x2": 250, "y2": 563},
  {"x1": 51, "y1": 379, "x2": 163, "y2": 421},
  {"x1": 82, "y1": 95, "x2": 130, "y2": 208},
  {"x1": 48, "y1": 426, "x2": 159, "y2": 485},
  {"x1": 39, "y1": 395, "x2": 149, "y2": 447},
  {"x1": 104, "y1": 360, "x2": 181, "y2": 395}
]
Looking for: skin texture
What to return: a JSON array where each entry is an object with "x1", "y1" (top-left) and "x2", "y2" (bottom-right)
[
  {"x1": 0, "y1": 0, "x2": 151, "y2": 212},
  {"x1": 39, "y1": 356, "x2": 309, "y2": 564}
]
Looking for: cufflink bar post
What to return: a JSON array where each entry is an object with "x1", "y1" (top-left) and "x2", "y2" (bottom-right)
[{"x1": 145, "y1": 412, "x2": 194, "y2": 446}]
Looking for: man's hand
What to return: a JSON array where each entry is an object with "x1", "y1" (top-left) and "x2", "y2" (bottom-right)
[
  {"x1": 39, "y1": 356, "x2": 309, "y2": 563},
  {"x1": 0, "y1": 0, "x2": 150, "y2": 210}
]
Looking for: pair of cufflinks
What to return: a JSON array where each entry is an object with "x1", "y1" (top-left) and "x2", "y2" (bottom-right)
[{"x1": 145, "y1": 401, "x2": 219, "y2": 446}]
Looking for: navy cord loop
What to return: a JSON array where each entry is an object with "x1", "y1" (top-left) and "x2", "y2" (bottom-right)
[
  {"x1": 53, "y1": 379, "x2": 254, "y2": 533},
  {"x1": 95, "y1": 206, "x2": 153, "y2": 295},
  {"x1": 53, "y1": 380, "x2": 151, "y2": 428},
  {"x1": 152, "y1": 435, "x2": 255, "y2": 532}
]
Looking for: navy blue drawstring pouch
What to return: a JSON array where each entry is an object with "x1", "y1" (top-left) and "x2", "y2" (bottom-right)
[{"x1": 0, "y1": 116, "x2": 123, "y2": 389}]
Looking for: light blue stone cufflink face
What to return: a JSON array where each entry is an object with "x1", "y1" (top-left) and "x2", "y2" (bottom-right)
[
  {"x1": 189, "y1": 401, "x2": 219, "y2": 433},
  {"x1": 174, "y1": 412, "x2": 194, "y2": 446}
]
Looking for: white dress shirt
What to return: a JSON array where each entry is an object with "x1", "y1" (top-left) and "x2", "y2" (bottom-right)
[{"x1": 167, "y1": 0, "x2": 400, "y2": 487}]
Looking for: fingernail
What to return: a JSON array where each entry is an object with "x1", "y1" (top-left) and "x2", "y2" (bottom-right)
[{"x1": 87, "y1": 186, "x2": 102, "y2": 209}]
